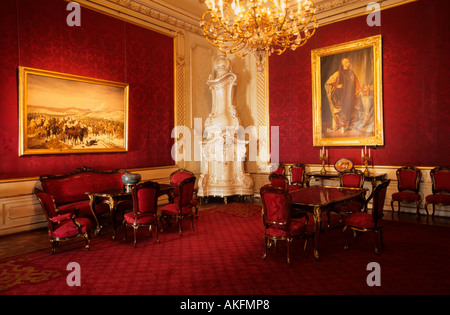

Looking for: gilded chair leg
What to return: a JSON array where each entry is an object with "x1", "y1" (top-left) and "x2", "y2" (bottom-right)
[
  {"x1": 178, "y1": 217, "x2": 182, "y2": 236},
  {"x1": 374, "y1": 230, "x2": 380, "y2": 254},
  {"x1": 51, "y1": 240, "x2": 56, "y2": 254},
  {"x1": 122, "y1": 220, "x2": 128, "y2": 241},
  {"x1": 133, "y1": 226, "x2": 137, "y2": 248},
  {"x1": 84, "y1": 233, "x2": 90, "y2": 251},
  {"x1": 155, "y1": 224, "x2": 160, "y2": 244},
  {"x1": 287, "y1": 239, "x2": 291, "y2": 264},
  {"x1": 343, "y1": 226, "x2": 350, "y2": 250},
  {"x1": 191, "y1": 215, "x2": 195, "y2": 231},
  {"x1": 262, "y1": 236, "x2": 267, "y2": 260},
  {"x1": 424, "y1": 202, "x2": 430, "y2": 216}
]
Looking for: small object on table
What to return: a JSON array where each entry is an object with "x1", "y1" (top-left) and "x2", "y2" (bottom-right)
[{"x1": 122, "y1": 173, "x2": 141, "y2": 192}]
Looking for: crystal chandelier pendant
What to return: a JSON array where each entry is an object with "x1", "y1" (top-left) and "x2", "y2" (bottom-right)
[{"x1": 200, "y1": 0, "x2": 318, "y2": 72}]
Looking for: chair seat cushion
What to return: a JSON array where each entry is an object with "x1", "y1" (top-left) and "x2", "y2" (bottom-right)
[
  {"x1": 58, "y1": 200, "x2": 110, "y2": 217},
  {"x1": 392, "y1": 191, "x2": 420, "y2": 202},
  {"x1": 288, "y1": 185, "x2": 302, "y2": 192},
  {"x1": 51, "y1": 218, "x2": 91, "y2": 238},
  {"x1": 266, "y1": 219, "x2": 306, "y2": 238},
  {"x1": 160, "y1": 203, "x2": 193, "y2": 215},
  {"x1": 123, "y1": 212, "x2": 157, "y2": 225},
  {"x1": 426, "y1": 193, "x2": 450, "y2": 205},
  {"x1": 344, "y1": 212, "x2": 381, "y2": 229}
]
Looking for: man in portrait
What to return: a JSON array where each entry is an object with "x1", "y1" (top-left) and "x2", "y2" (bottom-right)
[{"x1": 324, "y1": 57, "x2": 363, "y2": 134}]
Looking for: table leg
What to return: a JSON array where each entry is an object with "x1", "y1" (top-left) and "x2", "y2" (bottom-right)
[
  {"x1": 88, "y1": 195, "x2": 103, "y2": 235},
  {"x1": 106, "y1": 196, "x2": 117, "y2": 241},
  {"x1": 313, "y1": 205, "x2": 322, "y2": 261}
]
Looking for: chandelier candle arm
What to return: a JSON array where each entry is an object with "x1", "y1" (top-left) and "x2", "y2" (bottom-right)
[{"x1": 201, "y1": 0, "x2": 318, "y2": 72}]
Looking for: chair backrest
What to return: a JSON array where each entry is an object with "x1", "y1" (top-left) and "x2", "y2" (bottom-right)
[
  {"x1": 339, "y1": 169, "x2": 365, "y2": 188},
  {"x1": 170, "y1": 169, "x2": 194, "y2": 186},
  {"x1": 372, "y1": 179, "x2": 391, "y2": 221},
  {"x1": 268, "y1": 173, "x2": 288, "y2": 190},
  {"x1": 396, "y1": 166, "x2": 421, "y2": 193},
  {"x1": 260, "y1": 184, "x2": 291, "y2": 230},
  {"x1": 35, "y1": 190, "x2": 59, "y2": 220},
  {"x1": 289, "y1": 163, "x2": 306, "y2": 186},
  {"x1": 170, "y1": 169, "x2": 194, "y2": 198},
  {"x1": 132, "y1": 181, "x2": 160, "y2": 215},
  {"x1": 177, "y1": 176, "x2": 196, "y2": 207},
  {"x1": 430, "y1": 166, "x2": 450, "y2": 194},
  {"x1": 270, "y1": 163, "x2": 286, "y2": 176}
]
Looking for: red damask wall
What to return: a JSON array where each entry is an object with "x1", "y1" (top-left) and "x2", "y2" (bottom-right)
[
  {"x1": 269, "y1": 0, "x2": 450, "y2": 167},
  {"x1": 0, "y1": 0, "x2": 174, "y2": 180}
]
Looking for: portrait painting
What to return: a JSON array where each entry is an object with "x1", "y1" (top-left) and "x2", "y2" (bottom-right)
[
  {"x1": 19, "y1": 67, "x2": 129, "y2": 155},
  {"x1": 311, "y1": 35, "x2": 384, "y2": 146}
]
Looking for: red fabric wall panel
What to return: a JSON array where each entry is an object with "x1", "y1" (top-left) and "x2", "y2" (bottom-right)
[
  {"x1": 269, "y1": 0, "x2": 450, "y2": 167},
  {"x1": 0, "y1": 0, "x2": 174, "y2": 180}
]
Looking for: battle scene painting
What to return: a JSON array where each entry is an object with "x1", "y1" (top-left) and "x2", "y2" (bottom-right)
[{"x1": 19, "y1": 67, "x2": 128, "y2": 155}]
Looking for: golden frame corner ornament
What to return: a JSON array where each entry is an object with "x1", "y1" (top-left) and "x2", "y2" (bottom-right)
[
  {"x1": 19, "y1": 67, "x2": 129, "y2": 156},
  {"x1": 311, "y1": 35, "x2": 383, "y2": 147}
]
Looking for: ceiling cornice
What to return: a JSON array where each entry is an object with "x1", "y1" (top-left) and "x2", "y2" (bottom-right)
[{"x1": 77, "y1": 0, "x2": 416, "y2": 36}]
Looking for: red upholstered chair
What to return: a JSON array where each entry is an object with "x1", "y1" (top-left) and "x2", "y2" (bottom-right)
[
  {"x1": 160, "y1": 176, "x2": 196, "y2": 236},
  {"x1": 35, "y1": 190, "x2": 92, "y2": 254},
  {"x1": 169, "y1": 169, "x2": 198, "y2": 220},
  {"x1": 334, "y1": 169, "x2": 366, "y2": 214},
  {"x1": 425, "y1": 166, "x2": 450, "y2": 218},
  {"x1": 339, "y1": 169, "x2": 365, "y2": 189},
  {"x1": 260, "y1": 184, "x2": 309, "y2": 264},
  {"x1": 343, "y1": 179, "x2": 391, "y2": 254},
  {"x1": 268, "y1": 173, "x2": 288, "y2": 190},
  {"x1": 270, "y1": 163, "x2": 286, "y2": 176},
  {"x1": 390, "y1": 166, "x2": 422, "y2": 216},
  {"x1": 122, "y1": 181, "x2": 160, "y2": 247},
  {"x1": 288, "y1": 163, "x2": 306, "y2": 191}
]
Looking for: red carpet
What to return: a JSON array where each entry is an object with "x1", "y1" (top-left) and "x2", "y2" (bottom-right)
[{"x1": 1, "y1": 203, "x2": 450, "y2": 296}]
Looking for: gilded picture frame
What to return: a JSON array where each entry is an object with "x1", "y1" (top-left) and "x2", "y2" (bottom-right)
[
  {"x1": 19, "y1": 67, "x2": 129, "y2": 155},
  {"x1": 311, "y1": 35, "x2": 383, "y2": 146}
]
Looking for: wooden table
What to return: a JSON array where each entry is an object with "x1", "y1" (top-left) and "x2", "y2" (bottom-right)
[
  {"x1": 290, "y1": 186, "x2": 367, "y2": 261},
  {"x1": 86, "y1": 183, "x2": 174, "y2": 240}
]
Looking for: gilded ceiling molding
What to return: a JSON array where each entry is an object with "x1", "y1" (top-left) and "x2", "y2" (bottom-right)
[
  {"x1": 104, "y1": 0, "x2": 203, "y2": 35},
  {"x1": 81, "y1": 0, "x2": 417, "y2": 37}
]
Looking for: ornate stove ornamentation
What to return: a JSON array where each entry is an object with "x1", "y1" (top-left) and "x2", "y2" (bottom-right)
[{"x1": 198, "y1": 56, "x2": 254, "y2": 203}]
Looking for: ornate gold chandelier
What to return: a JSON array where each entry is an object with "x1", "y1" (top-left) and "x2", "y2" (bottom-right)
[{"x1": 200, "y1": 0, "x2": 318, "y2": 72}]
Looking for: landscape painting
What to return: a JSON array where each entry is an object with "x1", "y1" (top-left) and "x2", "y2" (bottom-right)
[{"x1": 19, "y1": 67, "x2": 129, "y2": 155}]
